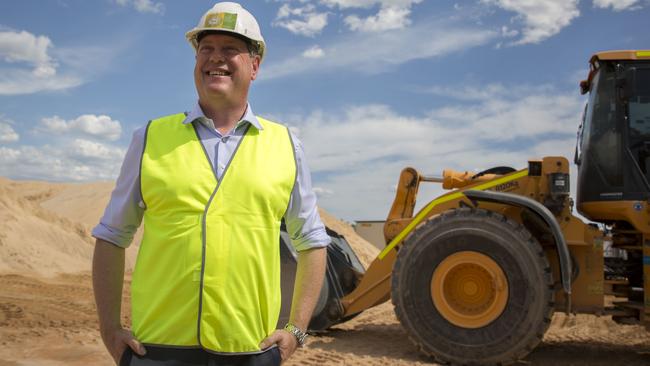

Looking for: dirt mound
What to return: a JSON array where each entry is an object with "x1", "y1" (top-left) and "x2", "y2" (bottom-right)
[
  {"x1": 39, "y1": 181, "x2": 141, "y2": 270},
  {"x1": 318, "y1": 208, "x2": 379, "y2": 268},
  {"x1": 39, "y1": 182, "x2": 114, "y2": 228},
  {"x1": 0, "y1": 179, "x2": 95, "y2": 276},
  {"x1": 0, "y1": 178, "x2": 373, "y2": 277},
  {"x1": 0, "y1": 179, "x2": 141, "y2": 276}
]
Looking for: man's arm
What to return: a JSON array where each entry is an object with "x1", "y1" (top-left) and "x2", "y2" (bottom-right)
[
  {"x1": 288, "y1": 248, "x2": 327, "y2": 330},
  {"x1": 91, "y1": 128, "x2": 148, "y2": 364},
  {"x1": 259, "y1": 247, "x2": 327, "y2": 360},
  {"x1": 92, "y1": 239, "x2": 146, "y2": 364}
]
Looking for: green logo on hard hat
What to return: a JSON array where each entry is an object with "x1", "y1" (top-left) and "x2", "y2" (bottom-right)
[{"x1": 205, "y1": 12, "x2": 238, "y2": 30}]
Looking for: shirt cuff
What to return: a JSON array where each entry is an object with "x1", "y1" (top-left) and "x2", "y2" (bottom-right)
[
  {"x1": 291, "y1": 229, "x2": 331, "y2": 252},
  {"x1": 91, "y1": 223, "x2": 135, "y2": 249}
]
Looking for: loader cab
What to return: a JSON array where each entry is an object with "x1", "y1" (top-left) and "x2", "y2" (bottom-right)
[{"x1": 576, "y1": 51, "x2": 650, "y2": 220}]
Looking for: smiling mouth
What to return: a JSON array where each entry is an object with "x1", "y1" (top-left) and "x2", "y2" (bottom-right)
[{"x1": 206, "y1": 70, "x2": 231, "y2": 76}]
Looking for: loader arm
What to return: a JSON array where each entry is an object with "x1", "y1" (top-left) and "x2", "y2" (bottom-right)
[{"x1": 384, "y1": 167, "x2": 421, "y2": 243}]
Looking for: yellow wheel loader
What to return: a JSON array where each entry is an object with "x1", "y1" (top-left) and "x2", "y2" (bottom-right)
[{"x1": 280, "y1": 50, "x2": 650, "y2": 365}]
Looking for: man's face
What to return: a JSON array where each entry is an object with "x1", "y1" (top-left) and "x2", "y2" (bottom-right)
[{"x1": 194, "y1": 33, "x2": 260, "y2": 105}]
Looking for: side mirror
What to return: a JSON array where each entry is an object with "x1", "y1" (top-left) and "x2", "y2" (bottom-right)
[{"x1": 579, "y1": 80, "x2": 589, "y2": 95}]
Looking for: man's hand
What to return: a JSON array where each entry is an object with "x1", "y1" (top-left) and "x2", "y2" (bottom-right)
[
  {"x1": 101, "y1": 327, "x2": 146, "y2": 365},
  {"x1": 259, "y1": 329, "x2": 298, "y2": 362},
  {"x1": 93, "y1": 239, "x2": 140, "y2": 364}
]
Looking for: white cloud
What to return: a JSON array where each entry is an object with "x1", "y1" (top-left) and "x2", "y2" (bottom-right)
[
  {"x1": 482, "y1": 0, "x2": 580, "y2": 45},
  {"x1": 38, "y1": 114, "x2": 122, "y2": 141},
  {"x1": 71, "y1": 138, "x2": 125, "y2": 160},
  {"x1": 302, "y1": 45, "x2": 325, "y2": 58},
  {"x1": 272, "y1": 1, "x2": 423, "y2": 34},
  {"x1": 345, "y1": 5, "x2": 413, "y2": 32},
  {"x1": 427, "y1": 91, "x2": 580, "y2": 142},
  {"x1": 0, "y1": 30, "x2": 56, "y2": 76},
  {"x1": 321, "y1": 0, "x2": 419, "y2": 9},
  {"x1": 593, "y1": 0, "x2": 642, "y2": 11},
  {"x1": 274, "y1": 4, "x2": 328, "y2": 36},
  {"x1": 115, "y1": 0, "x2": 164, "y2": 14},
  {"x1": 321, "y1": 0, "x2": 423, "y2": 32},
  {"x1": 425, "y1": 83, "x2": 560, "y2": 102},
  {"x1": 262, "y1": 19, "x2": 497, "y2": 80},
  {"x1": 283, "y1": 84, "x2": 584, "y2": 220},
  {"x1": 0, "y1": 140, "x2": 125, "y2": 182},
  {"x1": 0, "y1": 30, "x2": 84, "y2": 95},
  {"x1": 0, "y1": 113, "x2": 126, "y2": 181},
  {"x1": 0, "y1": 147, "x2": 20, "y2": 161},
  {"x1": 0, "y1": 122, "x2": 19, "y2": 142},
  {"x1": 0, "y1": 111, "x2": 128, "y2": 181},
  {"x1": 0, "y1": 69, "x2": 82, "y2": 95}
]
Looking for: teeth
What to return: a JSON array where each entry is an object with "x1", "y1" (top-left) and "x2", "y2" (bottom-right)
[{"x1": 208, "y1": 71, "x2": 229, "y2": 76}]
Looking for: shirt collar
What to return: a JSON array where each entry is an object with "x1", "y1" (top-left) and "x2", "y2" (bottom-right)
[{"x1": 182, "y1": 101, "x2": 263, "y2": 131}]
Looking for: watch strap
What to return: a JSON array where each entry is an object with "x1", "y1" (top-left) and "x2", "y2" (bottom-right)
[{"x1": 283, "y1": 323, "x2": 308, "y2": 347}]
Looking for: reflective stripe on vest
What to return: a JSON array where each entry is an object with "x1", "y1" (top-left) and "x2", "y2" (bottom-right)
[{"x1": 132, "y1": 113, "x2": 297, "y2": 353}]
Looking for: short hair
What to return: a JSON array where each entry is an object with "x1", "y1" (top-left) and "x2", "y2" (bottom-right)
[{"x1": 196, "y1": 30, "x2": 260, "y2": 57}]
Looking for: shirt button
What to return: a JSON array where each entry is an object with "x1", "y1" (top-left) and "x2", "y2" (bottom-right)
[{"x1": 221, "y1": 136, "x2": 229, "y2": 142}]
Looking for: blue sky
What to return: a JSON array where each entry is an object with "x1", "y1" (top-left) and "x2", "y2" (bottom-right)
[{"x1": 1, "y1": 0, "x2": 649, "y2": 220}]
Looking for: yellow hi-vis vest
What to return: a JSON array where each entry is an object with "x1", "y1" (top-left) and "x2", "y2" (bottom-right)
[{"x1": 132, "y1": 113, "x2": 297, "y2": 353}]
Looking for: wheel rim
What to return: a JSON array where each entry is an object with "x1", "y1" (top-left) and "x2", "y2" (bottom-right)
[{"x1": 430, "y1": 251, "x2": 509, "y2": 329}]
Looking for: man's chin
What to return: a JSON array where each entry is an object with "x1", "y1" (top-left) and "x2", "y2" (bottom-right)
[{"x1": 203, "y1": 86, "x2": 230, "y2": 97}]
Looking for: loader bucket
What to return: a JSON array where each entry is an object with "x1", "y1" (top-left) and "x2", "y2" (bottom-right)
[{"x1": 277, "y1": 224, "x2": 365, "y2": 331}]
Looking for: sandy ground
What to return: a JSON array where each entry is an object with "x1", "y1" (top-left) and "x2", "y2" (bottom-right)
[
  {"x1": 1, "y1": 178, "x2": 650, "y2": 365},
  {"x1": 1, "y1": 273, "x2": 650, "y2": 366}
]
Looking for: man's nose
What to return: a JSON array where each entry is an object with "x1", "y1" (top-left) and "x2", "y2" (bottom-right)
[{"x1": 208, "y1": 50, "x2": 226, "y2": 63}]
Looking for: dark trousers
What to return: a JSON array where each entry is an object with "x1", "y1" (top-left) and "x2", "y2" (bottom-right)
[{"x1": 119, "y1": 346, "x2": 281, "y2": 366}]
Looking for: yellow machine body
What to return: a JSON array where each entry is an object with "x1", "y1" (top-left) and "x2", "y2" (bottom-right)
[{"x1": 342, "y1": 157, "x2": 650, "y2": 325}]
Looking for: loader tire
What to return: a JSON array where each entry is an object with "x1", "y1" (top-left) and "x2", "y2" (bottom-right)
[{"x1": 392, "y1": 208, "x2": 554, "y2": 365}]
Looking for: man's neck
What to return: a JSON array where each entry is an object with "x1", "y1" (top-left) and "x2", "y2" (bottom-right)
[{"x1": 199, "y1": 99, "x2": 248, "y2": 135}]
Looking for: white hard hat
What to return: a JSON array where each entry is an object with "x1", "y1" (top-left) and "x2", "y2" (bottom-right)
[{"x1": 185, "y1": 2, "x2": 266, "y2": 62}]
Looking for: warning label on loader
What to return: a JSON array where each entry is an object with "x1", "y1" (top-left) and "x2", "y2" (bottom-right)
[{"x1": 492, "y1": 181, "x2": 519, "y2": 192}]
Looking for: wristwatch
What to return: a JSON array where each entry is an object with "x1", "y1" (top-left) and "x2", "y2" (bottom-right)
[{"x1": 284, "y1": 323, "x2": 308, "y2": 347}]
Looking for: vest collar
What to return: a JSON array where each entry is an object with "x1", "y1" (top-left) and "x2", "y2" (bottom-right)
[{"x1": 183, "y1": 102, "x2": 264, "y2": 131}]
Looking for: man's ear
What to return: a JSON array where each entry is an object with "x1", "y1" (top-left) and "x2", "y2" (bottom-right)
[{"x1": 250, "y1": 55, "x2": 261, "y2": 81}]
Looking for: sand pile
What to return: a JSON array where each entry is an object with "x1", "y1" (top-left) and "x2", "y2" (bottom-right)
[
  {"x1": 39, "y1": 182, "x2": 114, "y2": 229},
  {"x1": 0, "y1": 179, "x2": 141, "y2": 276},
  {"x1": 0, "y1": 178, "x2": 95, "y2": 276},
  {"x1": 318, "y1": 208, "x2": 379, "y2": 268},
  {"x1": 0, "y1": 178, "x2": 369, "y2": 277},
  {"x1": 39, "y1": 181, "x2": 142, "y2": 270}
]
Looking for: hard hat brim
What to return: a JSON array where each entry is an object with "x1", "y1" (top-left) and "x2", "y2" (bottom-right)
[{"x1": 185, "y1": 27, "x2": 265, "y2": 61}]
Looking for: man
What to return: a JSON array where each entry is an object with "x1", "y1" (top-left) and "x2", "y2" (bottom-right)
[{"x1": 92, "y1": 2, "x2": 329, "y2": 365}]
